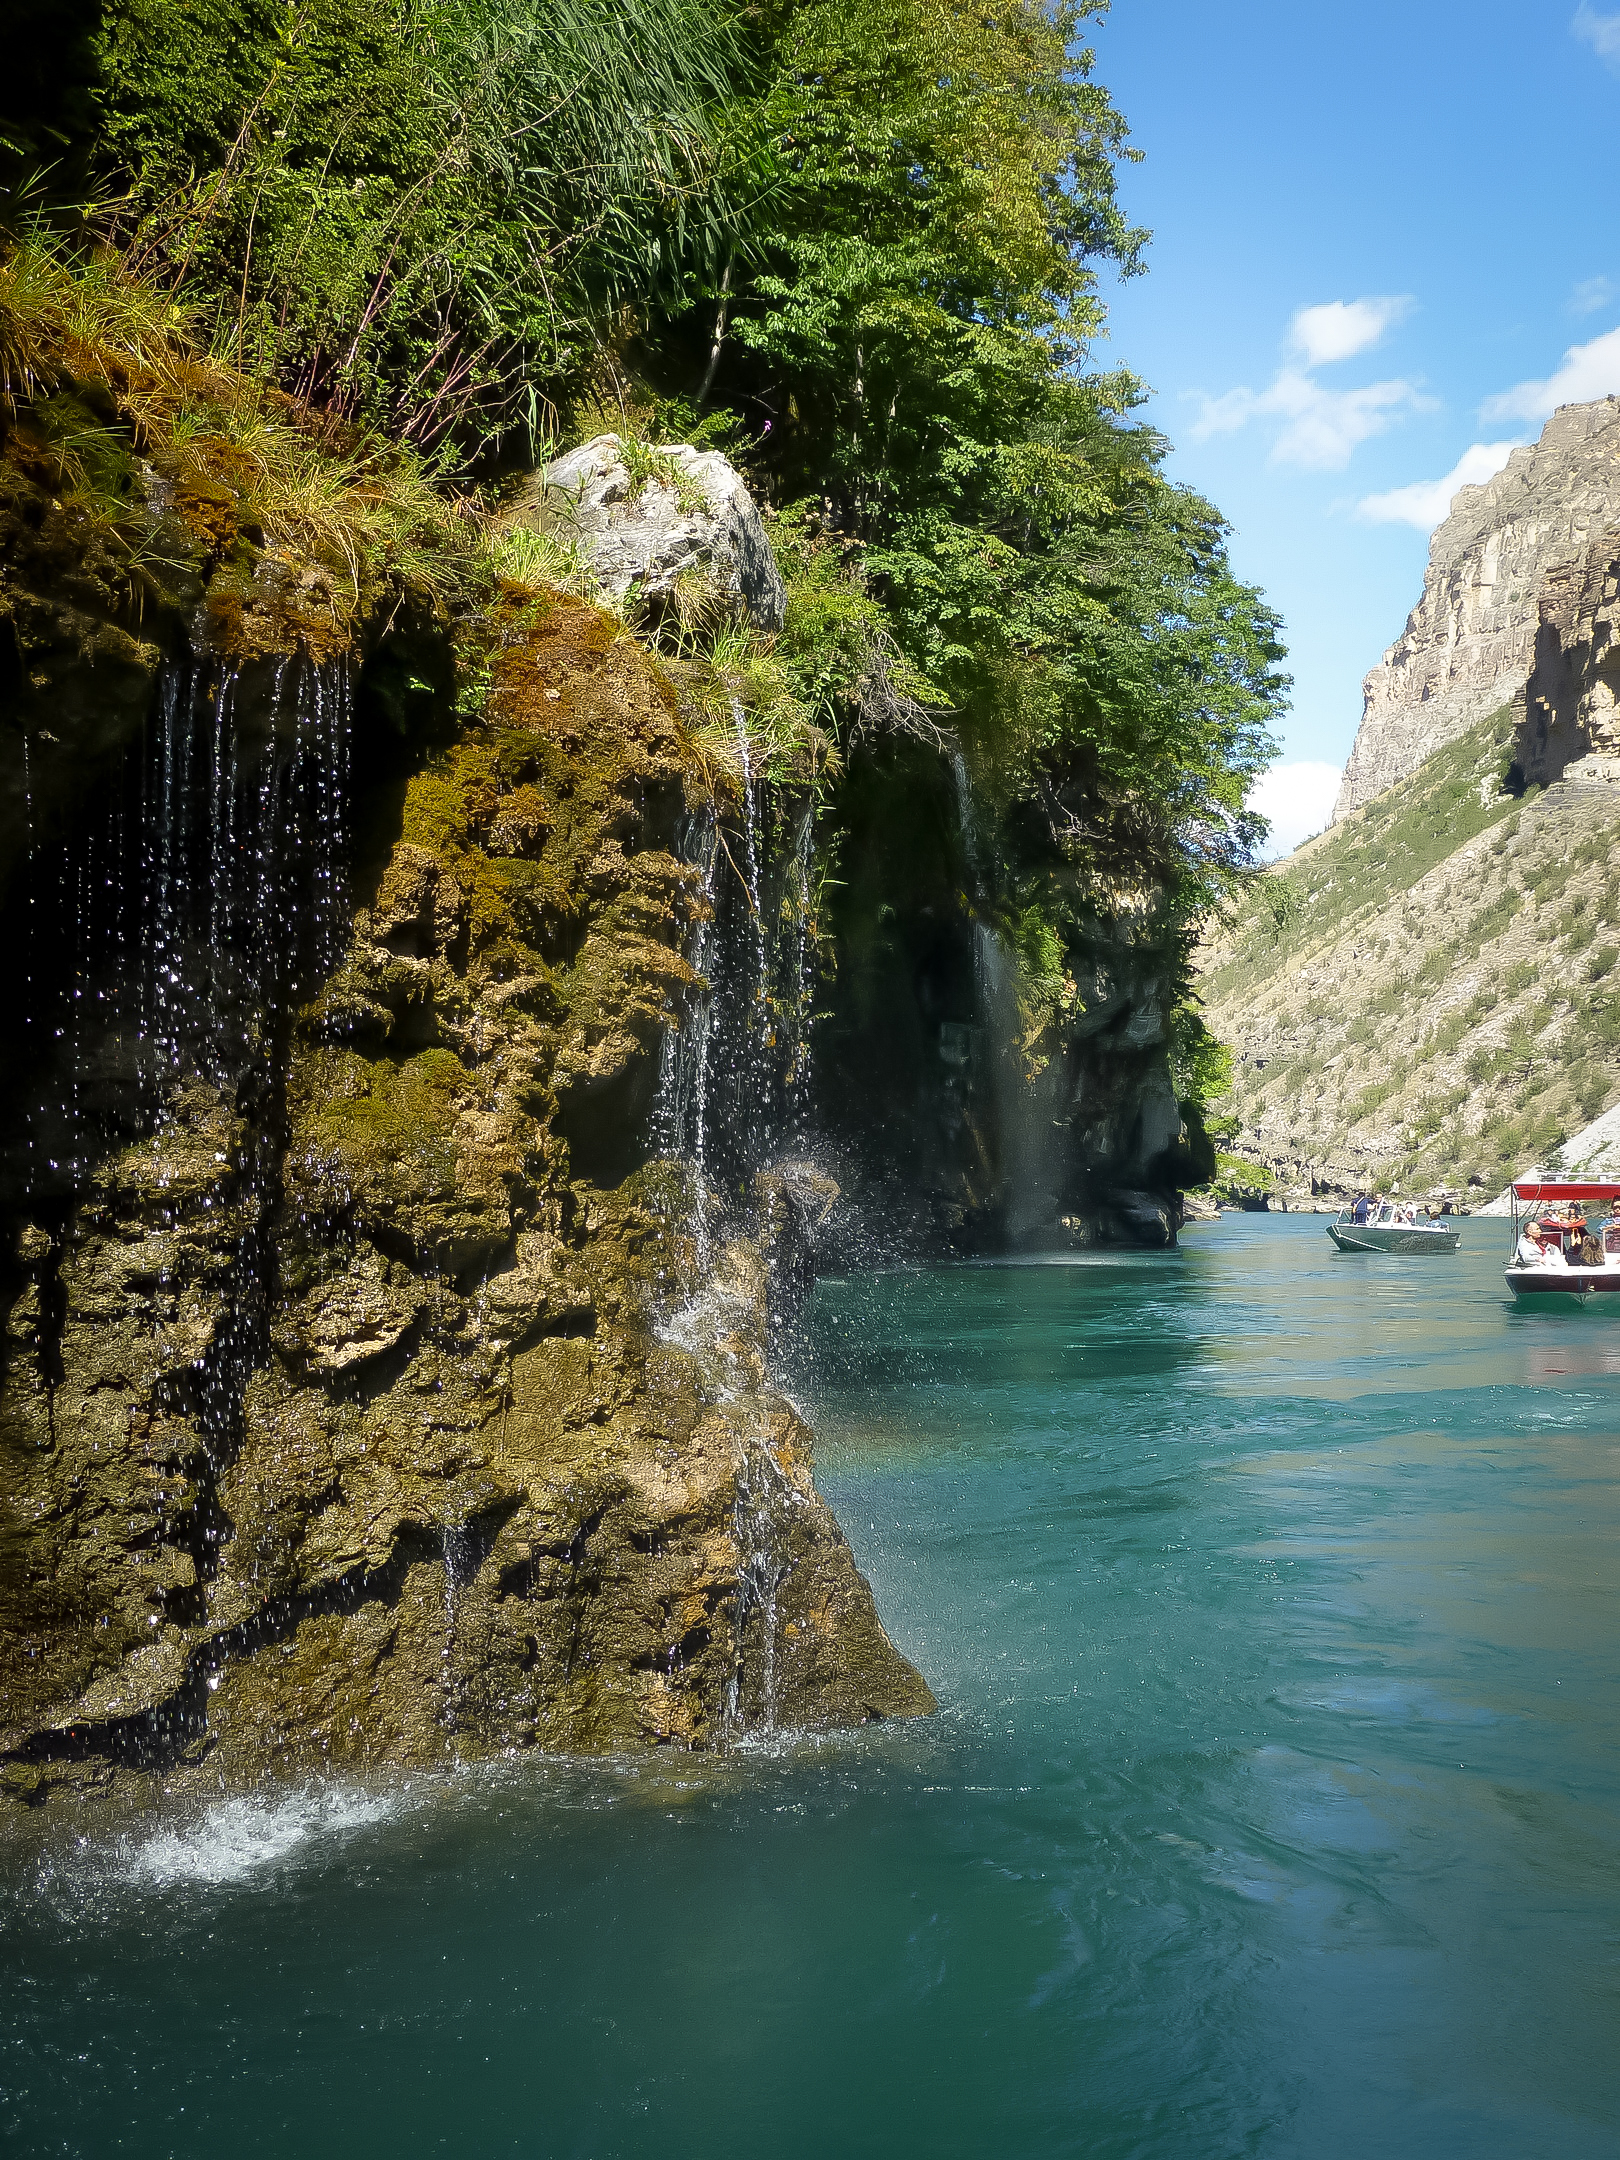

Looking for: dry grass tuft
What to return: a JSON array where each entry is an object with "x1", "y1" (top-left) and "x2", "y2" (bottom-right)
[{"x1": 0, "y1": 231, "x2": 472, "y2": 630}]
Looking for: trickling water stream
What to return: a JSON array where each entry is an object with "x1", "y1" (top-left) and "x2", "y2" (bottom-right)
[
  {"x1": 2, "y1": 654, "x2": 356, "y2": 1554},
  {"x1": 649, "y1": 719, "x2": 823, "y2": 1730},
  {"x1": 650, "y1": 729, "x2": 817, "y2": 1206},
  {"x1": 5, "y1": 654, "x2": 353, "y2": 1201}
]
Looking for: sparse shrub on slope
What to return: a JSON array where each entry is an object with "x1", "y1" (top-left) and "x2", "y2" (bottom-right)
[{"x1": 1198, "y1": 706, "x2": 1620, "y2": 1200}]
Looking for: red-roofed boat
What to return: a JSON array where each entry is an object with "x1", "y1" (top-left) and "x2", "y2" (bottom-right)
[{"x1": 1504, "y1": 1180, "x2": 1620, "y2": 1301}]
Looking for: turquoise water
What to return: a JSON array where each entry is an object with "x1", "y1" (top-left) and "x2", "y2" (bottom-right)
[{"x1": 4, "y1": 1214, "x2": 1619, "y2": 2158}]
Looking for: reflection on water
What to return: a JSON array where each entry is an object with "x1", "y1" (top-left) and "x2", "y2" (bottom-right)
[{"x1": 2, "y1": 1215, "x2": 1617, "y2": 2159}]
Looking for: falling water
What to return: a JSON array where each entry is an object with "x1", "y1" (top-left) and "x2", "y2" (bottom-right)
[
  {"x1": 6, "y1": 654, "x2": 353, "y2": 1200},
  {"x1": 439, "y1": 1525, "x2": 479, "y2": 1739},
  {"x1": 950, "y1": 746, "x2": 980, "y2": 871},
  {"x1": 3, "y1": 652, "x2": 355, "y2": 1527},
  {"x1": 651, "y1": 712, "x2": 819, "y2": 1207},
  {"x1": 649, "y1": 712, "x2": 823, "y2": 1735}
]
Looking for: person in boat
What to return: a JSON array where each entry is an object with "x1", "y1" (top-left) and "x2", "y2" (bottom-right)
[{"x1": 1352, "y1": 1193, "x2": 1371, "y2": 1225}]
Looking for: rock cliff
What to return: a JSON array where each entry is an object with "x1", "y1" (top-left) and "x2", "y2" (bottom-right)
[
  {"x1": 1518, "y1": 526, "x2": 1620, "y2": 788},
  {"x1": 1203, "y1": 708, "x2": 1620, "y2": 1205},
  {"x1": 0, "y1": 359, "x2": 1204, "y2": 1806},
  {"x1": 1335, "y1": 398, "x2": 1620, "y2": 820},
  {"x1": 0, "y1": 581, "x2": 934, "y2": 1805},
  {"x1": 815, "y1": 744, "x2": 1211, "y2": 1252}
]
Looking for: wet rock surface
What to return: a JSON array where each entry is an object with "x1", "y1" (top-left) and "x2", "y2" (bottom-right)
[{"x1": 0, "y1": 587, "x2": 930, "y2": 1805}]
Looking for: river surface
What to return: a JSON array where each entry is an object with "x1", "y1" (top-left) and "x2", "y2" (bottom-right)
[{"x1": 4, "y1": 1214, "x2": 1618, "y2": 2158}]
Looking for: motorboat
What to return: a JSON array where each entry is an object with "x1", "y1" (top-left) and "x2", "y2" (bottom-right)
[
  {"x1": 1504, "y1": 1179, "x2": 1620, "y2": 1302},
  {"x1": 1327, "y1": 1203, "x2": 1461, "y2": 1254}
]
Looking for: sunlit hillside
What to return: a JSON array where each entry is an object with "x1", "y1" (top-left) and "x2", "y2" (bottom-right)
[{"x1": 1199, "y1": 709, "x2": 1620, "y2": 1201}]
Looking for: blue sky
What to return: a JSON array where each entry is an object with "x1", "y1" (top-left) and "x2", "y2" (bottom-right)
[{"x1": 1088, "y1": 0, "x2": 1620, "y2": 851}]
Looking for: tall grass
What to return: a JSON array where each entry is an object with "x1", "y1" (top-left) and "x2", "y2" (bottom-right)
[
  {"x1": 90, "y1": 0, "x2": 763, "y2": 450},
  {"x1": 0, "y1": 231, "x2": 469, "y2": 615}
]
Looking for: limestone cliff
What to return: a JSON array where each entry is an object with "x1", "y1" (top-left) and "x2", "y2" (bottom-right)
[
  {"x1": 1335, "y1": 398, "x2": 1620, "y2": 820},
  {"x1": 0, "y1": 310, "x2": 1208, "y2": 1804},
  {"x1": 1518, "y1": 525, "x2": 1620, "y2": 788},
  {"x1": 0, "y1": 551, "x2": 933, "y2": 1805}
]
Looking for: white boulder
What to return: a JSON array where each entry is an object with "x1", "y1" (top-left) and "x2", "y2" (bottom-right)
[{"x1": 508, "y1": 433, "x2": 785, "y2": 630}]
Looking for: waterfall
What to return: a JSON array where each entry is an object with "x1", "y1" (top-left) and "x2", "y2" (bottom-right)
[
  {"x1": 650, "y1": 712, "x2": 822, "y2": 1738},
  {"x1": 7, "y1": 654, "x2": 353, "y2": 1200},
  {"x1": 651, "y1": 711, "x2": 818, "y2": 1210},
  {"x1": 973, "y1": 918, "x2": 1068, "y2": 1243},
  {"x1": 950, "y1": 747, "x2": 980, "y2": 871},
  {"x1": 4, "y1": 652, "x2": 355, "y2": 1508},
  {"x1": 724, "y1": 1419, "x2": 795, "y2": 1735}
]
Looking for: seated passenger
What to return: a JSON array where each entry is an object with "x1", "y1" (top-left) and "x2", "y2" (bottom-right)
[{"x1": 1516, "y1": 1229, "x2": 1543, "y2": 1266}]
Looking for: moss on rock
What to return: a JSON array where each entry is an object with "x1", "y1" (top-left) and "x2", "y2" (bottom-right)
[{"x1": 0, "y1": 581, "x2": 932, "y2": 1804}]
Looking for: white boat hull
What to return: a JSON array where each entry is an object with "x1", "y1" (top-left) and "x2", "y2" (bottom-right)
[{"x1": 1504, "y1": 1266, "x2": 1620, "y2": 1300}]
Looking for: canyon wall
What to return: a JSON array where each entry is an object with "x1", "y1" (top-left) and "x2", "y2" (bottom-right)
[
  {"x1": 0, "y1": 576, "x2": 935, "y2": 1806},
  {"x1": 1335, "y1": 398, "x2": 1620, "y2": 820},
  {"x1": 1517, "y1": 526, "x2": 1620, "y2": 788},
  {"x1": 1202, "y1": 399, "x2": 1620, "y2": 1209}
]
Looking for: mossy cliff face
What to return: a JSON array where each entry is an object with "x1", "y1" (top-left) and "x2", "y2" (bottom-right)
[
  {"x1": 816, "y1": 744, "x2": 1212, "y2": 1251},
  {"x1": 0, "y1": 587, "x2": 931, "y2": 1805}
]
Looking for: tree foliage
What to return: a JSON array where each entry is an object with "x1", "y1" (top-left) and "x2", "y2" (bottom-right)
[
  {"x1": 675, "y1": 0, "x2": 1285, "y2": 915},
  {"x1": 11, "y1": 0, "x2": 1287, "y2": 932}
]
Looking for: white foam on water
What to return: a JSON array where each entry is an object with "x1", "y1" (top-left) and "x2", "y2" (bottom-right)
[{"x1": 118, "y1": 1784, "x2": 403, "y2": 1889}]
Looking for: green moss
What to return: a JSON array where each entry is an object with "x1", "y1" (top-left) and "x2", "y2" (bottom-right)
[{"x1": 304, "y1": 1047, "x2": 469, "y2": 1194}]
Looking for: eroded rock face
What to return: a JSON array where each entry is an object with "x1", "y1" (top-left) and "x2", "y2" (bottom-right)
[
  {"x1": 1518, "y1": 528, "x2": 1620, "y2": 787},
  {"x1": 814, "y1": 745, "x2": 1211, "y2": 1253},
  {"x1": 506, "y1": 434, "x2": 787, "y2": 631},
  {"x1": 0, "y1": 588, "x2": 930, "y2": 1807},
  {"x1": 1336, "y1": 398, "x2": 1620, "y2": 820}
]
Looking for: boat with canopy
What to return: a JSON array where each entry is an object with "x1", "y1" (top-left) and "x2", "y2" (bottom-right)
[{"x1": 1503, "y1": 1180, "x2": 1620, "y2": 1301}]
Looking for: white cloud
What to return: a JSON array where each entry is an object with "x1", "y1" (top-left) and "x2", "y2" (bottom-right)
[
  {"x1": 1190, "y1": 366, "x2": 1429, "y2": 472},
  {"x1": 1188, "y1": 296, "x2": 1428, "y2": 471},
  {"x1": 1288, "y1": 296, "x2": 1412, "y2": 367},
  {"x1": 1573, "y1": 3, "x2": 1620, "y2": 72},
  {"x1": 1249, "y1": 762, "x2": 1343, "y2": 860},
  {"x1": 1356, "y1": 440, "x2": 1521, "y2": 531},
  {"x1": 1481, "y1": 323, "x2": 1620, "y2": 422},
  {"x1": 1571, "y1": 274, "x2": 1615, "y2": 316}
]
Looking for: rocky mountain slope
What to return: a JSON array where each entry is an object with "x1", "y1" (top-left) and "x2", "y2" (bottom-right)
[
  {"x1": 1202, "y1": 393, "x2": 1620, "y2": 1207},
  {"x1": 1202, "y1": 709, "x2": 1620, "y2": 1203},
  {"x1": 1519, "y1": 516, "x2": 1620, "y2": 788},
  {"x1": 1335, "y1": 398, "x2": 1620, "y2": 818}
]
